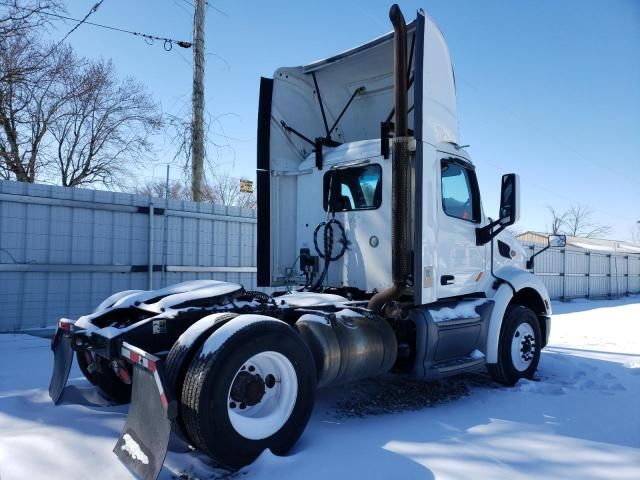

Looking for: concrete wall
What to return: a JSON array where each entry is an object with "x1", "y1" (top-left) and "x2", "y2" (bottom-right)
[{"x1": 0, "y1": 180, "x2": 256, "y2": 332}]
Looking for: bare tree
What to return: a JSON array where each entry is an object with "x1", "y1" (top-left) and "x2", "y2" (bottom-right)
[
  {"x1": 134, "y1": 179, "x2": 190, "y2": 201},
  {"x1": 0, "y1": 35, "x2": 77, "y2": 182},
  {"x1": 564, "y1": 204, "x2": 611, "y2": 238},
  {"x1": 49, "y1": 59, "x2": 163, "y2": 188},
  {"x1": 132, "y1": 174, "x2": 256, "y2": 208},
  {"x1": 0, "y1": 0, "x2": 62, "y2": 45},
  {"x1": 546, "y1": 205, "x2": 569, "y2": 235},
  {"x1": 546, "y1": 204, "x2": 611, "y2": 238},
  {"x1": 166, "y1": 108, "x2": 236, "y2": 201},
  {"x1": 206, "y1": 172, "x2": 256, "y2": 208}
]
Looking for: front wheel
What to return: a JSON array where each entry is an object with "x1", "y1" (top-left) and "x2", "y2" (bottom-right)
[
  {"x1": 488, "y1": 305, "x2": 541, "y2": 386},
  {"x1": 180, "y1": 316, "x2": 317, "y2": 468}
]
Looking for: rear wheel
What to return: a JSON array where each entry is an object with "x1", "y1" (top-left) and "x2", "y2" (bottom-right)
[
  {"x1": 488, "y1": 305, "x2": 541, "y2": 386},
  {"x1": 77, "y1": 350, "x2": 131, "y2": 403},
  {"x1": 180, "y1": 316, "x2": 316, "y2": 468}
]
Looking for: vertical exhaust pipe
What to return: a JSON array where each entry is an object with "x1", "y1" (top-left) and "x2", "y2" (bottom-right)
[{"x1": 369, "y1": 4, "x2": 412, "y2": 312}]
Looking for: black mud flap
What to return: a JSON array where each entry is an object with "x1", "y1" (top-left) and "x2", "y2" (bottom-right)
[
  {"x1": 49, "y1": 320, "x2": 75, "y2": 404},
  {"x1": 114, "y1": 342, "x2": 176, "y2": 480}
]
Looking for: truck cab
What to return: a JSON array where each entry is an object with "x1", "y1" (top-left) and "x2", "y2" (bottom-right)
[{"x1": 257, "y1": 7, "x2": 552, "y2": 380}]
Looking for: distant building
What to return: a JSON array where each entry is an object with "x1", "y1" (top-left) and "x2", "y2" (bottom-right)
[{"x1": 516, "y1": 231, "x2": 640, "y2": 255}]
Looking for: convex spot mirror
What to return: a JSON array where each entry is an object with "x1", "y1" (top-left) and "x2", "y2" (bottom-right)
[
  {"x1": 499, "y1": 173, "x2": 520, "y2": 226},
  {"x1": 549, "y1": 234, "x2": 567, "y2": 248}
]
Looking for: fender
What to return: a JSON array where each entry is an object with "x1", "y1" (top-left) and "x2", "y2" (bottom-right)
[
  {"x1": 485, "y1": 266, "x2": 551, "y2": 363},
  {"x1": 165, "y1": 312, "x2": 239, "y2": 389},
  {"x1": 93, "y1": 290, "x2": 143, "y2": 313}
]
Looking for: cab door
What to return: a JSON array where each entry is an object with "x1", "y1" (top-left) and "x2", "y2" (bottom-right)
[{"x1": 436, "y1": 156, "x2": 486, "y2": 298}]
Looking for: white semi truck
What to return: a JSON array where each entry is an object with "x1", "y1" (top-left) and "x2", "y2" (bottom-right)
[{"x1": 49, "y1": 5, "x2": 563, "y2": 480}]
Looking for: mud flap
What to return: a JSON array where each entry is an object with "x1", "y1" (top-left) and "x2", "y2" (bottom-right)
[
  {"x1": 114, "y1": 342, "x2": 176, "y2": 480},
  {"x1": 49, "y1": 320, "x2": 75, "y2": 404}
]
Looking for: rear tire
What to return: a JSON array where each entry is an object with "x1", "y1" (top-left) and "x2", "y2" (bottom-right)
[
  {"x1": 78, "y1": 350, "x2": 131, "y2": 403},
  {"x1": 180, "y1": 317, "x2": 316, "y2": 468},
  {"x1": 165, "y1": 313, "x2": 238, "y2": 442},
  {"x1": 488, "y1": 305, "x2": 541, "y2": 386}
]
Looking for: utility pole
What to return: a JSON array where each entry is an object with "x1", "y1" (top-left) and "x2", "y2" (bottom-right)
[{"x1": 191, "y1": 0, "x2": 206, "y2": 201}]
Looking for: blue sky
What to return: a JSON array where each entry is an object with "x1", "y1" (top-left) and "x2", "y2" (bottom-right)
[{"x1": 52, "y1": 0, "x2": 639, "y2": 240}]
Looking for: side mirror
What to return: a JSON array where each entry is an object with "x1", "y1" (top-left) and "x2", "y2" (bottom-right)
[
  {"x1": 549, "y1": 234, "x2": 566, "y2": 248},
  {"x1": 526, "y1": 234, "x2": 567, "y2": 270},
  {"x1": 499, "y1": 173, "x2": 520, "y2": 226},
  {"x1": 475, "y1": 172, "x2": 521, "y2": 246}
]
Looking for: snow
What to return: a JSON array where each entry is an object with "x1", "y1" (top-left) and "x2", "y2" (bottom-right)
[
  {"x1": 1, "y1": 297, "x2": 639, "y2": 479},
  {"x1": 276, "y1": 292, "x2": 348, "y2": 307},
  {"x1": 429, "y1": 298, "x2": 488, "y2": 322},
  {"x1": 75, "y1": 280, "x2": 244, "y2": 336},
  {"x1": 175, "y1": 312, "x2": 234, "y2": 348},
  {"x1": 199, "y1": 315, "x2": 288, "y2": 355},
  {"x1": 104, "y1": 280, "x2": 242, "y2": 313}
]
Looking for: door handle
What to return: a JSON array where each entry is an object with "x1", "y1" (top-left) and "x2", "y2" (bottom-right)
[{"x1": 441, "y1": 275, "x2": 455, "y2": 286}]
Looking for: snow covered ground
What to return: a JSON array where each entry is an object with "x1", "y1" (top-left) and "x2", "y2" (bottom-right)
[{"x1": 1, "y1": 296, "x2": 639, "y2": 479}]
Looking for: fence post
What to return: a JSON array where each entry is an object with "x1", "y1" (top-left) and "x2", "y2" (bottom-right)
[
  {"x1": 149, "y1": 201, "x2": 154, "y2": 290},
  {"x1": 586, "y1": 251, "x2": 591, "y2": 299},
  {"x1": 562, "y1": 248, "x2": 567, "y2": 301},
  {"x1": 627, "y1": 255, "x2": 630, "y2": 295},
  {"x1": 608, "y1": 254, "x2": 613, "y2": 298}
]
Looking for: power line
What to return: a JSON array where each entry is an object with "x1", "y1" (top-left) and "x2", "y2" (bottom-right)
[
  {"x1": 51, "y1": 0, "x2": 105, "y2": 52},
  {"x1": 178, "y1": 0, "x2": 228, "y2": 17},
  {"x1": 7, "y1": 4, "x2": 192, "y2": 50}
]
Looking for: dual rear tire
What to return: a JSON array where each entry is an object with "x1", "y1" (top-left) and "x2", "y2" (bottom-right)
[{"x1": 169, "y1": 316, "x2": 317, "y2": 468}]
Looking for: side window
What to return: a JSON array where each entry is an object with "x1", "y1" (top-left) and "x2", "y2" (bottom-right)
[
  {"x1": 440, "y1": 159, "x2": 480, "y2": 222},
  {"x1": 323, "y1": 164, "x2": 382, "y2": 211}
]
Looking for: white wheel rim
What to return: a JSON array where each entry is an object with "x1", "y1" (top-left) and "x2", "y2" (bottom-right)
[
  {"x1": 511, "y1": 322, "x2": 536, "y2": 372},
  {"x1": 227, "y1": 351, "x2": 298, "y2": 440}
]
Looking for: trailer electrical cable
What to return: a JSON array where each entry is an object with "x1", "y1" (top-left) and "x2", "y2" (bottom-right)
[{"x1": 310, "y1": 217, "x2": 348, "y2": 292}]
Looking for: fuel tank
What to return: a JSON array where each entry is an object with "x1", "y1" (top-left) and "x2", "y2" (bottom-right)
[{"x1": 296, "y1": 309, "x2": 397, "y2": 388}]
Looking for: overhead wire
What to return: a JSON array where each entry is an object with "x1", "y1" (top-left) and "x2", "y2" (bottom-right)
[
  {"x1": 50, "y1": 0, "x2": 105, "y2": 52},
  {"x1": 177, "y1": 0, "x2": 228, "y2": 17},
  {"x1": 6, "y1": 4, "x2": 192, "y2": 50}
]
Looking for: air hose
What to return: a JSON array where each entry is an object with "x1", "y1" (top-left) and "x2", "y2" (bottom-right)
[{"x1": 310, "y1": 218, "x2": 347, "y2": 291}]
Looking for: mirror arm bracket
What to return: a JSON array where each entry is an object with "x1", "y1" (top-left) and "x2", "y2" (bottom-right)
[
  {"x1": 475, "y1": 218, "x2": 505, "y2": 246},
  {"x1": 525, "y1": 245, "x2": 550, "y2": 270}
]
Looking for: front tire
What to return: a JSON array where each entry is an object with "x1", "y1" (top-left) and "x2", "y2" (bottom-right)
[
  {"x1": 488, "y1": 305, "x2": 541, "y2": 386},
  {"x1": 180, "y1": 316, "x2": 316, "y2": 468}
]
